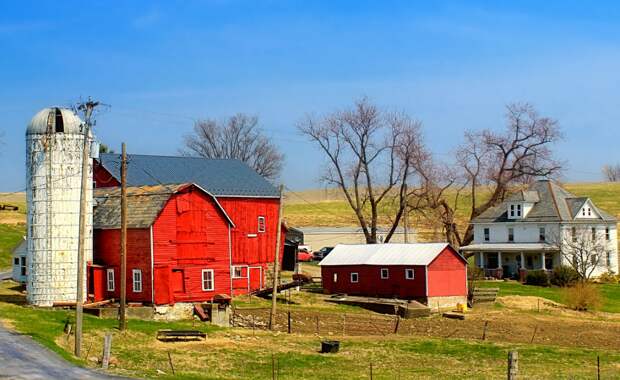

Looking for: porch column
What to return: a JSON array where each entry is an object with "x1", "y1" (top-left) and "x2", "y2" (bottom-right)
[
  {"x1": 497, "y1": 251, "x2": 502, "y2": 269},
  {"x1": 479, "y1": 252, "x2": 485, "y2": 269},
  {"x1": 541, "y1": 252, "x2": 546, "y2": 270},
  {"x1": 520, "y1": 252, "x2": 525, "y2": 269}
]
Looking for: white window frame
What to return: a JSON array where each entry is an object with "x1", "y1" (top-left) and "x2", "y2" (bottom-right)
[
  {"x1": 350, "y1": 272, "x2": 359, "y2": 283},
  {"x1": 510, "y1": 204, "x2": 515, "y2": 217},
  {"x1": 257, "y1": 216, "x2": 266, "y2": 233},
  {"x1": 405, "y1": 268, "x2": 415, "y2": 280},
  {"x1": 508, "y1": 227, "x2": 514, "y2": 242},
  {"x1": 571, "y1": 227, "x2": 577, "y2": 242},
  {"x1": 539, "y1": 227, "x2": 546, "y2": 242},
  {"x1": 232, "y1": 266, "x2": 245, "y2": 279},
  {"x1": 380, "y1": 268, "x2": 389, "y2": 279},
  {"x1": 106, "y1": 269, "x2": 115, "y2": 292},
  {"x1": 516, "y1": 204, "x2": 522, "y2": 217},
  {"x1": 333, "y1": 273, "x2": 338, "y2": 283},
  {"x1": 606, "y1": 227, "x2": 610, "y2": 241},
  {"x1": 132, "y1": 269, "x2": 143, "y2": 293},
  {"x1": 606, "y1": 251, "x2": 612, "y2": 267},
  {"x1": 202, "y1": 269, "x2": 215, "y2": 291},
  {"x1": 19, "y1": 257, "x2": 26, "y2": 276},
  {"x1": 484, "y1": 228, "x2": 490, "y2": 242}
]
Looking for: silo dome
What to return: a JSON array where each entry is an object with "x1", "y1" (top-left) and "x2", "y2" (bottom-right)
[
  {"x1": 26, "y1": 107, "x2": 85, "y2": 135},
  {"x1": 25, "y1": 107, "x2": 93, "y2": 306}
]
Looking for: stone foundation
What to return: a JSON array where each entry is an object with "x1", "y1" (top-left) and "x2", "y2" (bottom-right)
[
  {"x1": 426, "y1": 295, "x2": 467, "y2": 312},
  {"x1": 153, "y1": 302, "x2": 195, "y2": 321}
]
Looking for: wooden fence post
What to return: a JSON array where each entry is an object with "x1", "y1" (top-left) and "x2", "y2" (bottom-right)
[
  {"x1": 530, "y1": 326, "x2": 538, "y2": 344},
  {"x1": 287, "y1": 311, "x2": 292, "y2": 334},
  {"x1": 597, "y1": 355, "x2": 600, "y2": 380},
  {"x1": 315, "y1": 315, "x2": 320, "y2": 335},
  {"x1": 101, "y1": 333, "x2": 112, "y2": 369},
  {"x1": 507, "y1": 351, "x2": 518, "y2": 380},
  {"x1": 167, "y1": 351, "x2": 175, "y2": 375},
  {"x1": 272, "y1": 354, "x2": 276, "y2": 380},
  {"x1": 394, "y1": 314, "x2": 400, "y2": 334},
  {"x1": 342, "y1": 313, "x2": 346, "y2": 335},
  {"x1": 369, "y1": 361, "x2": 373, "y2": 380},
  {"x1": 482, "y1": 321, "x2": 489, "y2": 341}
]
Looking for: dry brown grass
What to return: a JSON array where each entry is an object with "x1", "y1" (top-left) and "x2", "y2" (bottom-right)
[{"x1": 562, "y1": 282, "x2": 603, "y2": 311}]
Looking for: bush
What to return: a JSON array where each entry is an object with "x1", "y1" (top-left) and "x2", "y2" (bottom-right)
[
  {"x1": 549, "y1": 265, "x2": 580, "y2": 287},
  {"x1": 597, "y1": 271, "x2": 619, "y2": 284},
  {"x1": 525, "y1": 270, "x2": 549, "y2": 286},
  {"x1": 562, "y1": 282, "x2": 603, "y2": 311}
]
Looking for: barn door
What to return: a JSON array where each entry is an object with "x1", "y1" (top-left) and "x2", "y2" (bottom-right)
[
  {"x1": 154, "y1": 266, "x2": 171, "y2": 305},
  {"x1": 171, "y1": 269, "x2": 185, "y2": 294},
  {"x1": 248, "y1": 267, "x2": 262, "y2": 291}
]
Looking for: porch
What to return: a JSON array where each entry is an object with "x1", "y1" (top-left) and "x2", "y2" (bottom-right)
[{"x1": 460, "y1": 243, "x2": 559, "y2": 281}]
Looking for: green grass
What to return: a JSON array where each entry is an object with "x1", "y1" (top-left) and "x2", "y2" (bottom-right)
[
  {"x1": 0, "y1": 224, "x2": 25, "y2": 270},
  {"x1": 476, "y1": 280, "x2": 620, "y2": 313}
]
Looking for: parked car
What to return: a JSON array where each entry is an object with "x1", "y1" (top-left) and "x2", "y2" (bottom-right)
[
  {"x1": 297, "y1": 248, "x2": 313, "y2": 262},
  {"x1": 314, "y1": 246, "x2": 334, "y2": 261}
]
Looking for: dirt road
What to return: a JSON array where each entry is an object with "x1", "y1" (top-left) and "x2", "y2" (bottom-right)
[{"x1": 0, "y1": 324, "x2": 120, "y2": 379}]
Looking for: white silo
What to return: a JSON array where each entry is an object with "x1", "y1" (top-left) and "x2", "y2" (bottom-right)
[{"x1": 26, "y1": 107, "x2": 93, "y2": 306}]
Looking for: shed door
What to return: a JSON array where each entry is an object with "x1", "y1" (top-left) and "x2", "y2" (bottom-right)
[
  {"x1": 249, "y1": 267, "x2": 262, "y2": 291},
  {"x1": 154, "y1": 266, "x2": 171, "y2": 305},
  {"x1": 171, "y1": 269, "x2": 185, "y2": 294}
]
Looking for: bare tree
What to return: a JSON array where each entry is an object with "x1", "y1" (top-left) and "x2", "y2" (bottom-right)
[
  {"x1": 298, "y1": 98, "x2": 426, "y2": 244},
  {"x1": 557, "y1": 229, "x2": 607, "y2": 280},
  {"x1": 602, "y1": 164, "x2": 620, "y2": 182},
  {"x1": 418, "y1": 103, "x2": 563, "y2": 249},
  {"x1": 182, "y1": 114, "x2": 284, "y2": 180}
]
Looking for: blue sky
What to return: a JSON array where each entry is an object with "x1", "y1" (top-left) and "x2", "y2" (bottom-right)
[{"x1": 1, "y1": 1, "x2": 620, "y2": 192}]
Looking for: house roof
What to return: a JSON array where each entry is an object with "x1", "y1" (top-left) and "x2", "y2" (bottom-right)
[
  {"x1": 472, "y1": 180, "x2": 616, "y2": 223},
  {"x1": 318, "y1": 243, "x2": 463, "y2": 266},
  {"x1": 460, "y1": 243, "x2": 559, "y2": 252},
  {"x1": 97, "y1": 153, "x2": 280, "y2": 198},
  {"x1": 93, "y1": 183, "x2": 234, "y2": 229}
]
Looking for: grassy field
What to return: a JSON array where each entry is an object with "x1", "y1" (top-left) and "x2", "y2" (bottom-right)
[
  {"x1": 1, "y1": 281, "x2": 620, "y2": 379},
  {"x1": 476, "y1": 280, "x2": 620, "y2": 313},
  {"x1": 0, "y1": 224, "x2": 25, "y2": 270}
]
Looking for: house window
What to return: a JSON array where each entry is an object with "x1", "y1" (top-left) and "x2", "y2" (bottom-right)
[
  {"x1": 510, "y1": 204, "x2": 515, "y2": 218},
  {"x1": 539, "y1": 227, "x2": 546, "y2": 242},
  {"x1": 516, "y1": 204, "x2": 522, "y2": 217},
  {"x1": 405, "y1": 268, "x2": 415, "y2": 280},
  {"x1": 333, "y1": 273, "x2": 337, "y2": 283},
  {"x1": 606, "y1": 227, "x2": 610, "y2": 241},
  {"x1": 582, "y1": 208, "x2": 586, "y2": 216},
  {"x1": 592, "y1": 227, "x2": 596, "y2": 241},
  {"x1": 106, "y1": 269, "x2": 115, "y2": 292},
  {"x1": 257, "y1": 216, "x2": 266, "y2": 233},
  {"x1": 588, "y1": 208, "x2": 592, "y2": 216},
  {"x1": 380, "y1": 268, "x2": 389, "y2": 279},
  {"x1": 508, "y1": 228, "x2": 514, "y2": 242},
  {"x1": 350, "y1": 272, "x2": 359, "y2": 283},
  {"x1": 202, "y1": 269, "x2": 215, "y2": 291},
  {"x1": 606, "y1": 252, "x2": 612, "y2": 267},
  {"x1": 571, "y1": 227, "x2": 577, "y2": 242},
  {"x1": 20, "y1": 257, "x2": 26, "y2": 276},
  {"x1": 232, "y1": 266, "x2": 244, "y2": 278},
  {"x1": 591, "y1": 254, "x2": 599, "y2": 267},
  {"x1": 132, "y1": 269, "x2": 142, "y2": 293},
  {"x1": 13, "y1": 257, "x2": 19, "y2": 266},
  {"x1": 484, "y1": 228, "x2": 490, "y2": 242}
]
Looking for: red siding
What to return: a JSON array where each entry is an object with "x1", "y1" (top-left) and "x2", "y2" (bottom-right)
[
  {"x1": 321, "y1": 265, "x2": 427, "y2": 299},
  {"x1": 93, "y1": 160, "x2": 121, "y2": 188},
  {"x1": 218, "y1": 197, "x2": 284, "y2": 291},
  {"x1": 427, "y1": 247, "x2": 467, "y2": 297},
  {"x1": 152, "y1": 187, "x2": 232, "y2": 305},
  {"x1": 92, "y1": 228, "x2": 152, "y2": 303}
]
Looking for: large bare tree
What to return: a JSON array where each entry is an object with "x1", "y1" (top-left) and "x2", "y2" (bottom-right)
[
  {"x1": 557, "y1": 229, "x2": 607, "y2": 280},
  {"x1": 298, "y1": 98, "x2": 426, "y2": 244},
  {"x1": 602, "y1": 164, "x2": 620, "y2": 182},
  {"x1": 182, "y1": 114, "x2": 284, "y2": 180},
  {"x1": 410, "y1": 103, "x2": 563, "y2": 249}
]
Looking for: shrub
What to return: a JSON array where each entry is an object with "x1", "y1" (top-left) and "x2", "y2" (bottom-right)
[
  {"x1": 549, "y1": 265, "x2": 580, "y2": 287},
  {"x1": 562, "y1": 282, "x2": 603, "y2": 311},
  {"x1": 597, "y1": 271, "x2": 619, "y2": 284},
  {"x1": 525, "y1": 270, "x2": 549, "y2": 286}
]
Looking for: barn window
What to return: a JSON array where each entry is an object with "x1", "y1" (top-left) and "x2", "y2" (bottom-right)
[
  {"x1": 20, "y1": 257, "x2": 26, "y2": 276},
  {"x1": 106, "y1": 269, "x2": 115, "y2": 291},
  {"x1": 132, "y1": 269, "x2": 143, "y2": 292},
  {"x1": 258, "y1": 216, "x2": 266, "y2": 233},
  {"x1": 202, "y1": 269, "x2": 214, "y2": 291},
  {"x1": 380, "y1": 268, "x2": 389, "y2": 279},
  {"x1": 232, "y1": 266, "x2": 244, "y2": 278},
  {"x1": 405, "y1": 268, "x2": 414, "y2": 280},
  {"x1": 350, "y1": 272, "x2": 359, "y2": 283},
  {"x1": 333, "y1": 273, "x2": 337, "y2": 283}
]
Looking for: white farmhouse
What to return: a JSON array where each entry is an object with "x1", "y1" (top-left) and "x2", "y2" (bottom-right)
[{"x1": 461, "y1": 180, "x2": 618, "y2": 279}]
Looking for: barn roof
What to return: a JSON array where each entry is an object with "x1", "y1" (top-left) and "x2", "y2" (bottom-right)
[
  {"x1": 97, "y1": 153, "x2": 279, "y2": 198},
  {"x1": 318, "y1": 243, "x2": 463, "y2": 266},
  {"x1": 93, "y1": 183, "x2": 234, "y2": 229}
]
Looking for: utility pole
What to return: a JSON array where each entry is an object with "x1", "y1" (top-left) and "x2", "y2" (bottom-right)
[
  {"x1": 75, "y1": 98, "x2": 100, "y2": 357},
  {"x1": 403, "y1": 184, "x2": 409, "y2": 244},
  {"x1": 269, "y1": 185, "x2": 284, "y2": 330},
  {"x1": 119, "y1": 143, "x2": 127, "y2": 331}
]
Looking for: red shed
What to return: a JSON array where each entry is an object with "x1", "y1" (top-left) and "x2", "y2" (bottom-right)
[
  {"x1": 319, "y1": 243, "x2": 467, "y2": 309},
  {"x1": 92, "y1": 153, "x2": 284, "y2": 298},
  {"x1": 91, "y1": 183, "x2": 235, "y2": 305}
]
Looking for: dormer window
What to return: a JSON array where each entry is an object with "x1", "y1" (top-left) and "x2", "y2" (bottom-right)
[
  {"x1": 508, "y1": 203, "x2": 523, "y2": 219},
  {"x1": 516, "y1": 204, "x2": 522, "y2": 217},
  {"x1": 510, "y1": 204, "x2": 515, "y2": 218}
]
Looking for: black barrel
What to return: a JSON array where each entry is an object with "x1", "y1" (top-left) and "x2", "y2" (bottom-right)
[{"x1": 321, "y1": 340, "x2": 340, "y2": 353}]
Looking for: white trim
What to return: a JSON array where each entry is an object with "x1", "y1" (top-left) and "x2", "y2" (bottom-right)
[
  {"x1": 258, "y1": 216, "x2": 266, "y2": 233},
  {"x1": 405, "y1": 268, "x2": 415, "y2": 280},
  {"x1": 350, "y1": 272, "x2": 359, "y2": 283},
  {"x1": 150, "y1": 226, "x2": 154, "y2": 304},
  {"x1": 106, "y1": 268, "x2": 115, "y2": 292},
  {"x1": 228, "y1": 225, "x2": 233, "y2": 297},
  {"x1": 132, "y1": 269, "x2": 143, "y2": 293},
  {"x1": 232, "y1": 265, "x2": 247, "y2": 279},
  {"x1": 202, "y1": 269, "x2": 215, "y2": 291},
  {"x1": 380, "y1": 268, "x2": 389, "y2": 279},
  {"x1": 424, "y1": 266, "x2": 428, "y2": 296}
]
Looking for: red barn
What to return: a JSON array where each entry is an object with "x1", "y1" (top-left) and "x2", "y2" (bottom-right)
[
  {"x1": 90, "y1": 153, "x2": 284, "y2": 304},
  {"x1": 319, "y1": 243, "x2": 467, "y2": 309}
]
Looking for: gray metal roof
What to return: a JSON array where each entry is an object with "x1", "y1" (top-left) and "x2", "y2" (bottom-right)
[
  {"x1": 472, "y1": 180, "x2": 616, "y2": 223},
  {"x1": 318, "y1": 243, "x2": 464, "y2": 266},
  {"x1": 93, "y1": 183, "x2": 234, "y2": 229},
  {"x1": 98, "y1": 153, "x2": 279, "y2": 198}
]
